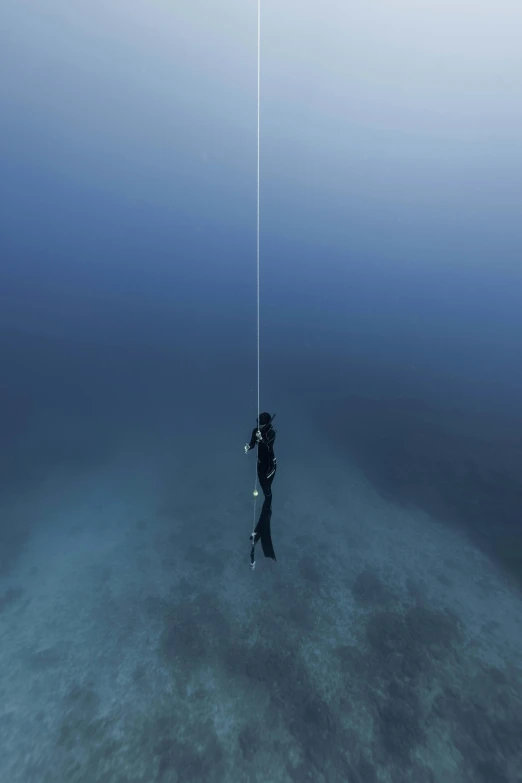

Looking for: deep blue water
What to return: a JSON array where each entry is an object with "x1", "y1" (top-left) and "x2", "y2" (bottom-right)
[{"x1": 1, "y1": 2, "x2": 522, "y2": 782}]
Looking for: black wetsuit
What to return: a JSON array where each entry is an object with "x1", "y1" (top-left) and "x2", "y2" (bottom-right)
[
  {"x1": 248, "y1": 424, "x2": 277, "y2": 499},
  {"x1": 247, "y1": 423, "x2": 277, "y2": 563}
]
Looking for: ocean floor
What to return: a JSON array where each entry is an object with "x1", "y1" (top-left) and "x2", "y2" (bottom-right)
[{"x1": 1, "y1": 420, "x2": 522, "y2": 783}]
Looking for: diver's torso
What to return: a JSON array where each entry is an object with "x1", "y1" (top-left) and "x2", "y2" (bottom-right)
[{"x1": 257, "y1": 426, "x2": 276, "y2": 471}]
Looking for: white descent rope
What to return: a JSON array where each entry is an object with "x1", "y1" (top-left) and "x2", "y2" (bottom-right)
[
  {"x1": 256, "y1": 0, "x2": 260, "y2": 435},
  {"x1": 251, "y1": 0, "x2": 261, "y2": 568}
]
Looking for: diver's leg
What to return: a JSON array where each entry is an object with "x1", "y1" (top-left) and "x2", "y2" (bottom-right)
[
  {"x1": 259, "y1": 463, "x2": 276, "y2": 498},
  {"x1": 250, "y1": 512, "x2": 264, "y2": 568},
  {"x1": 249, "y1": 476, "x2": 262, "y2": 568},
  {"x1": 258, "y1": 471, "x2": 269, "y2": 498},
  {"x1": 264, "y1": 465, "x2": 276, "y2": 504},
  {"x1": 258, "y1": 505, "x2": 276, "y2": 560},
  {"x1": 251, "y1": 467, "x2": 277, "y2": 567}
]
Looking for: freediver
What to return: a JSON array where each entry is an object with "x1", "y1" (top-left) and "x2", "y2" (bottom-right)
[{"x1": 244, "y1": 412, "x2": 277, "y2": 565}]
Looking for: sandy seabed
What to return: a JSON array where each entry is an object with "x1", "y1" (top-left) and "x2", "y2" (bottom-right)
[{"x1": 1, "y1": 422, "x2": 521, "y2": 783}]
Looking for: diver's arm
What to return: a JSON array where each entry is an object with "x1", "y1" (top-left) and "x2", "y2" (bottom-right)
[{"x1": 245, "y1": 428, "x2": 259, "y2": 453}]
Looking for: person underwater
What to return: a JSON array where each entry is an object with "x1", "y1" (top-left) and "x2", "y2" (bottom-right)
[{"x1": 244, "y1": 412, "x2": 277, "y2": 566}]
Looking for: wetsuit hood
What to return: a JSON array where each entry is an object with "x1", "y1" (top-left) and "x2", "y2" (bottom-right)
[{"x1": 257, "y1": 412, "x2": 276, "y2": 429}]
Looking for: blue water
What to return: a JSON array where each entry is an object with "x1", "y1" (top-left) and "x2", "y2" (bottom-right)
[{"x1": 1, "y1": 2, "x2": 522, "y2": 782}]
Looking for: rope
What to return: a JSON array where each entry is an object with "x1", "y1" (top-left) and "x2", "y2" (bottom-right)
[
  {"x1": 251, "y1": 0, "x2": 261, "y2": 568},
  {"x1": 257, "y1": 0, "x2": 261, "y2": 432}
]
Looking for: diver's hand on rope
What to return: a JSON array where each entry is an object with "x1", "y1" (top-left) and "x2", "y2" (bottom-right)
[{"x1": 255, "y1": 430, "x2": 262, "y2": 443}]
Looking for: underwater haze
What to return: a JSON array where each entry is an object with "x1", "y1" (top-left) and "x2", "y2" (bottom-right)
[{"x1": 1, "y1": 1, "x2": 522, "y2": 781}]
